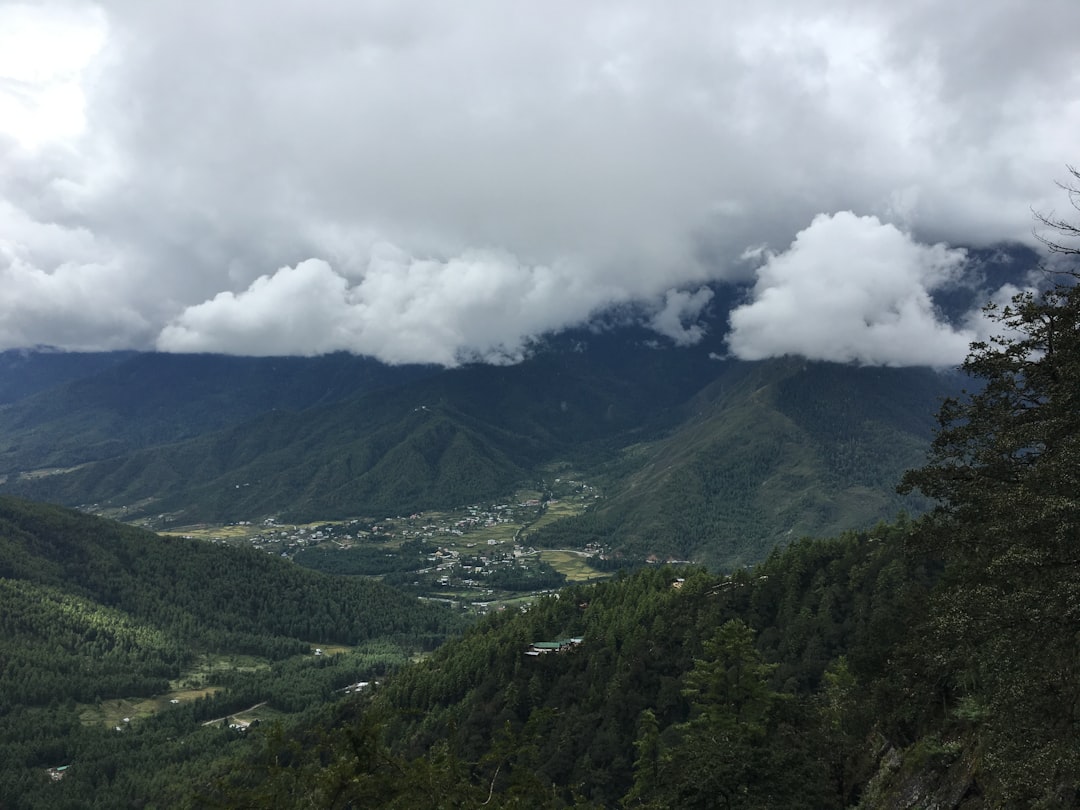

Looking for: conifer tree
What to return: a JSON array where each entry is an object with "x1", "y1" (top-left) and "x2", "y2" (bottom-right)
[{"x1": 899, "y1": 172, "x2": 1080, "y2": 803}]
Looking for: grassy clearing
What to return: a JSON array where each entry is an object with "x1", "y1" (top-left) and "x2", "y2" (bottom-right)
[
  {"x1": 232, "y1": 704, "x2": 287, "y2": 725},
  {"x1": 160, "y1": 523, "x2": 264, "y2": 542},
  {"x1": 527, "y1": 499, "x2": 587, "y2": 534},
  {"x1": 173, "y1": 653, "x2": 271, "y2": 690},
  {"x1": 78, "y1": 686, "x2": 225, "y2": 728},
  {"x1": 541, "y1": 550, "x2": 609, "y2": 582}
]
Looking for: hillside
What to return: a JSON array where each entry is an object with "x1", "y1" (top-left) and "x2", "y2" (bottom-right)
[
  {"x1": 0, "y1": 351, "x2": 435, "y2": 474},
  {"x1": 0, "y1": 495, "x2": 466, "y2": 808},
  {"x1": 0, "y1": 496, "x2": 463, "y2": 702},
  {"x1": 0, "y1": 349, "x2": 134, "y2": 405},
  {"x1": 204, "y1": 527, "x2": 951, "y2": 808},
  {"x1": 529, "y1": 360, "x2": 958, "y2": 567}
]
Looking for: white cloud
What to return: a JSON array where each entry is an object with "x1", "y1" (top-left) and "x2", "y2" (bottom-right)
[
  {"x1": 0, "y1": 199, "x2": 153, "y2": 350},
  {"x1": 726, "y1": 212, "x2": 975, "y2": 367},
  {"x1": 0, "y1": 4, "x2": 106, "y2": 149},
  {"x1": 158, "y1": 248, "x2": 630, "y2": 365}
]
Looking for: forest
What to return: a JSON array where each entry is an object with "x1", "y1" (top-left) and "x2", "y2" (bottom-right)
[{"x1": 0, "y1": 498, "x2": 466, "y2": 808}]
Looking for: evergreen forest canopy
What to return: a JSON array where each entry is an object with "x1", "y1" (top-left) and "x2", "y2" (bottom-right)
[{"x1": 0, "y1": 496, "x2": 466, "y2": 807}]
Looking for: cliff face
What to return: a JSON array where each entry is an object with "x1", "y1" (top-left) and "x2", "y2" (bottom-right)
[{"x1": 858, "y1": 734, "x2": 980, "y2": 810}]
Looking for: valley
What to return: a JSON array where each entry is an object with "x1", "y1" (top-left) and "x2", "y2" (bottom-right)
[
  {"x1": 0, "y1": 342, "x2": 960, "y2": 570},
  {"x1": 154, "y1": 472, "x2": 614, "y2": 614}
]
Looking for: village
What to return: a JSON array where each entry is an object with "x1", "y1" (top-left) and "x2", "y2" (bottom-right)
[{"x1": 168, "y1": 475, "x2": 613, "y2": 612}]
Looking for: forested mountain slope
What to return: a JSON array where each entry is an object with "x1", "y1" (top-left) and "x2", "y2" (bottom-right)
[
  {"x1": 2, "y1": 343, "x2": 960, "y2": 568},
  {"x1": 0, "y1": 349, "x2": 134, "y2": 405},
  {"x1": 0, "y1": 351, "x2": 435, "y2": 474},
  {"x1": 210, "y1": 526, "x2": 940, "y2": 808},
  {"x1": 0, "y1": 496, "x2": 465, "y2": 807},
  {"x1": 0, "y1": 495, "x2": 463, "y2": 707},
  {"x1": 528, "y1": 359, "x2": 957, "y2": 567}
]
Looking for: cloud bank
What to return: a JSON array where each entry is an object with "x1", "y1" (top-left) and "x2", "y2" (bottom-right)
[
  {"x1": 1, "y1": 1, "x2": 1079, "y2": 365},
  {"x1": 159, "y1": 249, "x2": 640, "y2": 365}
]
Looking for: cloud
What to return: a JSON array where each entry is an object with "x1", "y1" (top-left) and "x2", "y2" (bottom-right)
[
  {"x1": 648, "y1": 287, "x2": 715, "y2": 346},
  {"x1": 0, "y1": 199, "x2": 154, "y2": 350},
  {"x1": 1, "y1": 1, "x2": 1078, "y2": 362},
  {"x1": 0, "y1": 4, "x2": 106, "y2": 149},
  {"x1": 158, "y1": 248, "x2": 631, "y2": 365},
  {"x1": 726, "y1": 212, "x2": 975, "y2": 366}
]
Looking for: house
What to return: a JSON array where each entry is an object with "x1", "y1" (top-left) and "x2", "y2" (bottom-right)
[{"x1": 524, "y1": 637, "x2": 584, "y2": 656}]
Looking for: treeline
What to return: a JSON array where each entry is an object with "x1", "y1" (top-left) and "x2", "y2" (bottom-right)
[
  {"x1": 0, "y1": 496, "x2": 464, "y2": 659},
  {"x1": 293, "y1": 539, "x2": 436, "y2": 576}
]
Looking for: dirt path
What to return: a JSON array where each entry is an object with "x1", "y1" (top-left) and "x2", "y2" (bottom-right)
[{"x1": 200, "y1": 701, "x2": 267, "y2": 726}]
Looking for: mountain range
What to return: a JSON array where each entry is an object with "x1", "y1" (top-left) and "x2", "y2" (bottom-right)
[{"x1": 0, "y1": 246, "x2": 1031, "y2": 568}]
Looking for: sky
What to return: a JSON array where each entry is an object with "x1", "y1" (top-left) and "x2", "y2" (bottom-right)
[{"x1": 1, "y1": 1, "x2": 1078, "y2": 367}]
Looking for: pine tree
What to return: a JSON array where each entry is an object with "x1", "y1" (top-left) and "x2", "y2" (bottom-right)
[{"x1": 899, "y1": 176, "x2": 1080, "y2": 804}]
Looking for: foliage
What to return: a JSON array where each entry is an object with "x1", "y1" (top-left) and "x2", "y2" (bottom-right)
[
  {"x1": 899, "y1": 278, "x2": 1080, "y2": 804},
  {"x1": 0, "y1": 496, "x2": 466, "y2": 808}
]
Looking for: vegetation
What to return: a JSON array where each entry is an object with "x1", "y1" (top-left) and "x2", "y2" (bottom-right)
[
  {"x1": 897, "y1": 278, "x2": 1080, "y2": 803},
  {"x1": 526, "y1": 360, "x2": 952, "y2": 567},
  {"x1": 5, "y1": 349, "x2": 962, "y2": 569},
  {"x1": 0, "y1": 351, "x2": 434, "y2": 474},
  {"x1": 0, "y1": 496, "x2": 466, "y2": 808}
]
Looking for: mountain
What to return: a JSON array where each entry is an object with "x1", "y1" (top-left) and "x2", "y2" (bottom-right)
[
  {"x1": 0, "y1": 351, "x2": 436, "y2": 474},
  {"x1": 1, "y1": 341, "x2": 958, "y2": 567},
  {"x1": 0, "y1": 251, "x2": 1031, "y2": 567},
  {"x1": 205, "y1": 524, "x2": 953, "y2": 808},
  {"x1": 0, "y1": 496, "x2": 462, "y2": 674},
  {"x1": 0, "y1": 338, "x2": 961, "y2": 568},
  {"x1": 530, "y1": 359, "x2": 959, "y2": 566},
  {"x1": 0, "y1": 348, "x2": 134, "y2": 405}
]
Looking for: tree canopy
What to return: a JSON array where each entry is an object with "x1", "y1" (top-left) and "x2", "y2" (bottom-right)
[{"x1": 900, "y1": 179, "x2": 1080, "y2": 804}]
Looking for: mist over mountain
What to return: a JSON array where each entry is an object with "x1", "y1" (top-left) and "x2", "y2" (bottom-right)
[{"x1": 0, "y1": 257, "x2": 1010, "y2": 568}]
